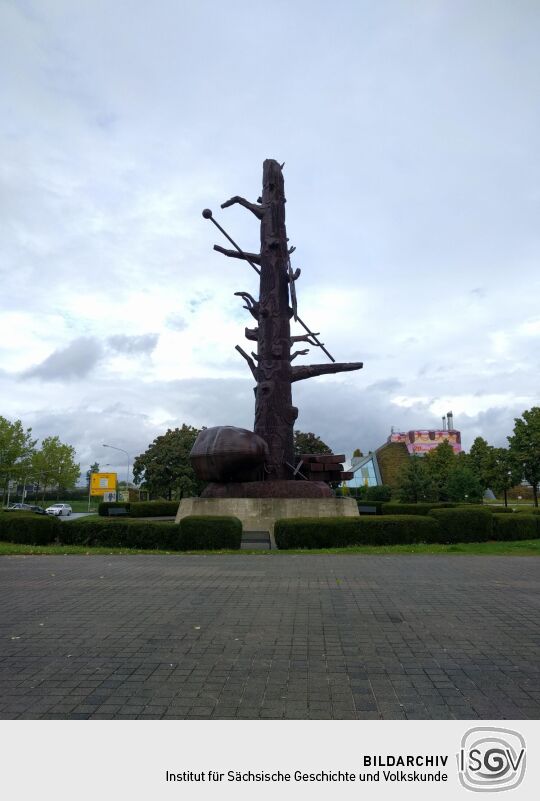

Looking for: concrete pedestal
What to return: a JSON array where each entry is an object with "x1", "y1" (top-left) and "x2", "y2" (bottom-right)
[{"x1": 175, "y1": 496, "x2": 359, "y2": 548}]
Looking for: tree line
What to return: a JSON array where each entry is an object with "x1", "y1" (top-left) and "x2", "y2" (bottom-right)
[
  {"x1": 5, "y1": 405, "x2": 536, "y2": 506},
  {"x1": 396, "y1": 406, "x2": 540, "y2": 506},
  {"x1": 0, "y1": 416, "x2": 80, "y2": 503},
  {"x1": 129, "y1": 408, "x2": 540, "y2": 506}
]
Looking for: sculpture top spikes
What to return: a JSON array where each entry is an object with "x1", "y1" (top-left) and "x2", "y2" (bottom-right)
[{"x1": 205, "y1": 159, "x2": 363, "y2": 480}]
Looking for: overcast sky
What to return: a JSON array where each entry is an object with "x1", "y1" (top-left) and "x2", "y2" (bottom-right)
[{"x1": 1, "y1": 0, "x2": 539, "y2": 481}]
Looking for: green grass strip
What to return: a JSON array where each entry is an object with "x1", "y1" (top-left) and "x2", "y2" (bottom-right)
[{"x1": 1, "y1": 539, "x2": 539, "y2": 556}]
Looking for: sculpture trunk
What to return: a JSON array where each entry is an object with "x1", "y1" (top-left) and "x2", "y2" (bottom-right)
[
  {"x1": 254, "y1": 160, "x2": 296, "y2": 478},
  {"x1": 210, "y1": 158, "x2": 363, "y2": 483}
]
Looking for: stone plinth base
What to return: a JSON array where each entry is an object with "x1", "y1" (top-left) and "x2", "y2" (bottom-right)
[
  {"x1": 201, "y1": 480, "x2": 332, "y2": 499},
  {"x1": 175, "y1": 496, "x2": 359, "y2": 548}
]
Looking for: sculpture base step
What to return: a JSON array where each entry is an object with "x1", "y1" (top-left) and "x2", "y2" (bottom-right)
[
  {"x1": 241, "y1": 530, "x2": 272, "y2": 550},
  {"x1": 176, "y1": 496, "x2": 360, "y2": 548}
]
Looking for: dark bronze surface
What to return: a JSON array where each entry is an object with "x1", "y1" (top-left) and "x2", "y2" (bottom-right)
[
  {"x1": 190, "y1": 426, "x2": 268, "y2": 482},
  {"x1": 206, "y1": 159, "x2": 363, "y2": 484}
]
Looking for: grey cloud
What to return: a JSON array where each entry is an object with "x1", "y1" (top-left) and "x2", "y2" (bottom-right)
[
  {"x1": 107, "y1": 334, "x2": 159, "y2": 355},
  {"x1": 293, "y1": 379, "x2": 431, "y2": 456},
  {"x1": 293, "y1": 380, "x2": 526, "y2": 456},
  {"x1": 188, "y1": 293, "x2": 213, "y2": 311},
  {"x1": 2, "y1": 1, "x2": 539, "y2": 472},
  {"x1": 12, "y1": 366, "x2": 534, "y2": 489},
  {"x1": 365, "y1": 378, "x2": 403, "y2": 393},
  {"x1": 20, "y1": 374, "x2": 255, "y2": 483},
  {"x1": 94, "y1": 111, "x2": 117, "y2": 130},
  {"x1": 21, "y1": 337, "x2": 103, "y2": 381},
  {"x1": 165, "y1": 313, "x2": 188, "y2": 332},
  {"x1": 455, "y1": 407, "x2": 524, "y2": 450}
]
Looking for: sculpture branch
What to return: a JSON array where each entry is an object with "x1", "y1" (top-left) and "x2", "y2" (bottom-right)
[
  {"x1": 290, "y1": 349, "x2": 309, "y2": 361},
  {"x1": 245, "y1": 327, "x2": 258, "y2": 341},
  {"x1": 291, "y1": 333, "x2": 320, "y2": 345},
  {"x1": 234, "y1": 291, "x2": 260, "y2": 319},
  {"x1": 291, "y1": 362, "x2": 363, "y2": 383},
  {"x1": 221, "y1": 196, "x2": 264, "y2": 220},
  {"x1": 214, "y1": 244, "x2": 261, "y2": 265},
  {"x1": 235, "y1": 345, "x2": 258, "y2": 380}
]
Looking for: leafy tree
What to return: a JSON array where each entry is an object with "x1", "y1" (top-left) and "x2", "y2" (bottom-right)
[
  {"x1": 397, "y1": 455, "x2": 437, "y2": 502},
  {"x1": 366, "y1": 484, "x2": 392, "y2": 502},
  {"x1": 468, "y1": 436, "x2": 493, "y2": 489},
  {"x1": 86, "y1": 462, "x2": 100, "y2": 488},
  {"x1": 508, "y1": 407, "x2": 540, "y2": 507},
  {"x1": 446, "y1": 463, "x2": 483, "y2": 503},
  {"x1": 352, "y1": 448, "x2": 363, "y2": 458},
  {"x1": 457, "y1": 438, "x2": 522, "y2": 505},
  {"x1": 132, "y1": 424, "x2": 204, "y2": 500},
  {"x1": 294, "y1": 430, "x2": 331, "y2": 455},
  {"x1": 487, "y1": 447, "x2": 522, "y2": 507},
  {"x1": 424, "y1": 440, "x2": 456, "y2": 501},
  {"x1": 32, "y1": 437, "x2": 80, "y2": 501},
  {"x1": 0, "y1": 416, "x2": 36, "y2": 499}
]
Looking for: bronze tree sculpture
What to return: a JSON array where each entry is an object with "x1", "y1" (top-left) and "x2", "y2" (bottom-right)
[{"x1": 194, "y1": 159, "x2": 362, "y2": 495}]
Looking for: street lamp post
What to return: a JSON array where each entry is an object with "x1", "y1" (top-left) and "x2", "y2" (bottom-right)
[
  {"x1": 88, "y1": 468, "x2": 95, "y2": 513},
  {"x1": 102, "y1": 444, "x2": 130, "y2": 501},
  {"x1": 504, "y1": 469, "x2": 512, "y2": 508}
]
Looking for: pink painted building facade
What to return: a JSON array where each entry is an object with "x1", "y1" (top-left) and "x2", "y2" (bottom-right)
[{"x1": 388, "y1": 428, "x2": 462, "y2": 455}]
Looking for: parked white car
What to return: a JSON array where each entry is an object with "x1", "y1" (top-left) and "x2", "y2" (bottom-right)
[{"x1": 45, "y1": 503, "x2": 72, "y2": 517}]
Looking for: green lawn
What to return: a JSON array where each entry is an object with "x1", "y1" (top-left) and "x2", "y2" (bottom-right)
[
  {"x1": 484, "y1": 499, "x2": 538, "y2": 509},
  {"x1": 61, "y1": 499, "x2": 98, "y2": 513},
  {"x1": 1, "y1": 539, "x2": 539, "y2": 557},
  {"x1": 61, "y1": 514, "x2": 174, "y2": 523}
]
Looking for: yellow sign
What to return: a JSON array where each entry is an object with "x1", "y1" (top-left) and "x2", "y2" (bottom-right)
[{"x1": 90, "y1": 472, "x2": 117, "y2": 496}]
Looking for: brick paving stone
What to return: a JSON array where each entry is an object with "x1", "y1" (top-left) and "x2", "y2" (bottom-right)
[{"x1": 0, "y1": 554, "x2": 538, "y2": 719}]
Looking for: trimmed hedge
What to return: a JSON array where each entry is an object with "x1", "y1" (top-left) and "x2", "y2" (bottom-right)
[
  {"x1": 0, "y1": 512, "x2": 60, "y2": 545},
  {"x1": 57, "y1": 515, "x2": 241, "y2": 550},
  {"x1": 179, "y1": 516, "x2": 242, "y2": 550},
  {"x1": 59, "y1": 519, "x2": 178, "y2": 549},
  {"x1": 429, "y1": 508, "x2": 493, "y2": 542},
  {"x1": 275, "y1": 507, "x2": 540, "y2": 549},
  {"x1": 454, "y1": 505, "x2": 493, "y2": 513},
  {"x1": 274, "y1": 515, "x2": 440, "y2": 549},
  {"x1": 130, "y1": 501, "x2": 179, "y2": 517},
  {"x1": 381, "y1": 502, "x2": 457, "y2": 516},
  {"x1": 98, "y1": 500, "x2": 180, "y2": 517},
  {"x1": 492, "y1": 514, "x2": 538, "y2": 541}
]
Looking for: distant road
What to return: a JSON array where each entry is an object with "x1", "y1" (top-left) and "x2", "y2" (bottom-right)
[{"x1": 59, "y1": 512, "x2": 94, "y2": 521}]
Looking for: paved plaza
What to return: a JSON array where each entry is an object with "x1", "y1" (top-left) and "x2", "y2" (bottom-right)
[{"x1": 0, "y1": 554, "x2": 539, "y2": 720}]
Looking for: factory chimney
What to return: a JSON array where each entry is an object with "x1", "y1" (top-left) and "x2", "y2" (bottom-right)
[
  {"x1": 447, "y1": 411, "x2": 454, "y2": 430},
  {"x1": 442, "y1": 415, "x2": 447, "y2": 431}
]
